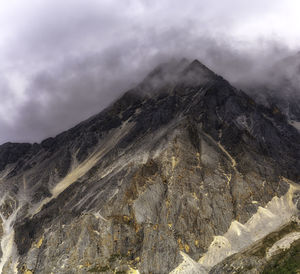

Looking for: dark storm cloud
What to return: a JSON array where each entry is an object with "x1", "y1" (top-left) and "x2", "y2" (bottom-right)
[{"x1": 0, "y1": 0, "x2": 299, "y2": 144}]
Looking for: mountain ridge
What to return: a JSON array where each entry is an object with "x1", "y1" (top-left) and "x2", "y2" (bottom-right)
[{"x1": 0, "y1": 59, "x2": 299, "y2": 273}]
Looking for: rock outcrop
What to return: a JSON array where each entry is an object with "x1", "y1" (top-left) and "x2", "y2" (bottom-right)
[{"x1": 0, "y1": 59, "x2": 299, "y2": 273}]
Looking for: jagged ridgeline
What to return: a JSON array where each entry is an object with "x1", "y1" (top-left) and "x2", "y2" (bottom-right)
[{"x1": 0, "y1": 59, "x2": 299, "y2": 273}]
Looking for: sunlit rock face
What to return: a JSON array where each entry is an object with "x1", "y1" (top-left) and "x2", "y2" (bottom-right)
[{"x1": 0, "y1": 59, "x2": 299, "y2": 273}]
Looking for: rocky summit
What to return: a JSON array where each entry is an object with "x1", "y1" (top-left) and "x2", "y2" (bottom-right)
[{"x1": 0, "y1": 59, "x2": 299, "y2": 273}]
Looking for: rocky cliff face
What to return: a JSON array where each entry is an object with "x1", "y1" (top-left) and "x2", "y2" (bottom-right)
[{"x1": 0, "y1": 59, "x2": 299, "y2": 273}]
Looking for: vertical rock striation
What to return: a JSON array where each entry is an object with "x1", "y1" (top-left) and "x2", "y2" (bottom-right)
[{"x1": 0, "y1": 59, "x2": 299, "y2": 273}]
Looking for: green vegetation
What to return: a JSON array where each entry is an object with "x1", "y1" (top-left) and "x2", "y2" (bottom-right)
[
  {"x1": 251, "y1": 221, "x2": 300, "y2": 258},
  {"x1": 262, "y1": 239, "x2": 300, "y2": 274}
]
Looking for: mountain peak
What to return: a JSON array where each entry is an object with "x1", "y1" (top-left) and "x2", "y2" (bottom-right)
[
  {"x1": 178, "y1": 59, "x2": 217, "y2": 87},
  {"x1": 1, "y1": 57, "x2": 300, "y2": 274},
  {"x1": 138, "y1": 58, "x2": 217, "y2": 94},
  {"x1": 191, "y1": 59, "x2": 203, "y2": 66},
  {"x1": 184, "y1": 59, "x2": 214, "y2": 74}
]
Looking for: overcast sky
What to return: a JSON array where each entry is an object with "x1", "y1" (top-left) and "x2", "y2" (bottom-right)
[{"x1": 0, "y1": 0, "x2": 300, "y2": 144}]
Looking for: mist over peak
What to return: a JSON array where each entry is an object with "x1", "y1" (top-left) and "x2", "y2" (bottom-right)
[
  {"x1": 0, "y1": 0, "x2": 299, "y2": 144},
  {"x1": 0, "y1": 3, "x2": 300, "y2": 273}
]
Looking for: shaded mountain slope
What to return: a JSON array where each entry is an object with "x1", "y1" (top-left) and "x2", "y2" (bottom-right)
[
  {"x1": 0, "y1": 59, "x2": 299, "y2": 273},
  {"x1": 241, "y1": 52, "x2": 300, "y2": 131}
]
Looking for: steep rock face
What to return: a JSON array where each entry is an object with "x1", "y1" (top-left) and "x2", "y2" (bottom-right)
[{"x1": 0, "y1": 59, "x2": 299, "y2": 273}]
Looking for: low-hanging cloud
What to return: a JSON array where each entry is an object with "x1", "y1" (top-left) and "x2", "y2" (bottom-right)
[{"x1": 0, "y1": 0, "x2": 299, "y2": 144}]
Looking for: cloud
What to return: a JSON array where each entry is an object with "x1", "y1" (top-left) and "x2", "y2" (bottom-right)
[{"x1": 0, "y1": 0, "x2": 299, "y2": 144}]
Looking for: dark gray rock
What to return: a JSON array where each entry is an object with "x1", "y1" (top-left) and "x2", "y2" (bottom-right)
[{"x1": 0, "y1": 59, "x2": 299, "y2": 273}]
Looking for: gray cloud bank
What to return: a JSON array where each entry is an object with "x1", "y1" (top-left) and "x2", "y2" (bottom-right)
[{"x1": 0, "y1": 0, "x2": 299, "y2": 144}]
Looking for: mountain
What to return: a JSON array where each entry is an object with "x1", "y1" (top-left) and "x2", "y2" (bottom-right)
[
  {"x1": 0, "y1": 59, "x2": 299, "y2": 273},
  {"x1": 241, "y1": 52, "x2": 300, "y2": 131}
]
